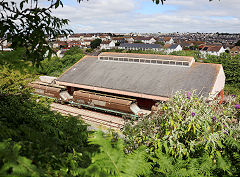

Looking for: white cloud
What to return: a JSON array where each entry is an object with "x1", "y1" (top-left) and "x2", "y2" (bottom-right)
[{"x1": 36, "y1": 0, "x2": 240, "y2": 32}]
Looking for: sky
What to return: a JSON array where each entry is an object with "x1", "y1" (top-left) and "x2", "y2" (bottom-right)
[{"x1": 16, "y1": 0, "x2": 240, "y2": 33}]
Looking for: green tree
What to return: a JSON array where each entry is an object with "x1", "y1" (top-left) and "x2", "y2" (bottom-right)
[
  {"x1": 64, "y1": 46, "x2": 83, "y2": 56},
  {"x1": 0, "y1": 66, "x2": 34, "y2": 95},
  {"x1": 90, "y1": 38, "x2": 102, "y2": 49},
  {"x1": 115, "y1": 42, "x2": 121, "y2": 46},
  {"x1": 204, "y1": 53, "x2": 240, "y2": 88},
  {"x1": 0, "y1": 68, "x2": 95, "y2": 176},
  {"x1": 235, "y1": 40, "x2": 240, "y2": 46},
  {"x1": 38, "y1": 50, "x2": 85, "y2": 76},
  {"x1": 0, "y1": 0, "x2": 82, "y2": 66},
  {"x1": 169, "y1": 50, "x2": 202, "y2": 61}
]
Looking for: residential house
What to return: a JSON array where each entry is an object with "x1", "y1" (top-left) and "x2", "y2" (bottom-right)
[
  {"x1": 68, "y1": 34, "x2": 82, "y2": 41},
  {"x1": 179, "y1": 41, "x2": 194, "y2": 49},
  {"x1": 83, "y1": 34, "x2": 96, "y2": 41},
  {"x1": 57, "y1": 35, "x2": 68, "y2": 42},
  {"x1": 155, "y1": 37, "x2": 165, "y2": 44},
  {"x1": 124, "y1": 37, "x2": 135, "y2": 43},
  {"x1": 111, "y1": 37, "x2": 126, "y2": 44},
  {"x1": 52, "y1": 41, "x2": 68, "y2": 48},
  {"x1": 118, "y1": 43, "x2": 163, "y2": 51},
  {"x1": 164, "y1": 37, "x2": 174, "y2": 44},
  {"x1": 200, "y1": 45, "x2": 225, "y2": 56},
  {"x1": 68, "y1": 40, "x2": 82, "y2": 48},
  {"x1": 81, "y1": 40, "x2": 92, "y2": 48},
  {"x1": 97, "y1": 34, "x2": 111, "y2": 41},
  {"x1": 192, "y1": 41, "x2": 205, "y2": 46},
  {"x1": 164, "y1": 44, "x2": 182, "y2": 54},
  {"x1": 134, "y1": 37, "x2": 156, "y2": 44},
  {"x1": 100, "y1": 41, "x2": 115, "y2": 50}
]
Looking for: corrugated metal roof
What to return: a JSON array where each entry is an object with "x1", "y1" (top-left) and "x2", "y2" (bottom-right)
[{"x1": 57, "y1": 55, "x2": 222, "y2": 98}]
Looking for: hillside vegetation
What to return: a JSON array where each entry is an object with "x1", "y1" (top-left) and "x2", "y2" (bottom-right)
[
  {"x1": 38, "y1": 47, "x2": 85, "y2": 77},
  {"x1": 0, "y1": 49, "x2": 239, "y2": 176}
]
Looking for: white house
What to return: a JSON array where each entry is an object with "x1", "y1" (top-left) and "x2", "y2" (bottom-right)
[
  {"x1": 142, "y1": 37, "x2": 156, "y2": 44},
  {"x1": 81, "y1": 40, "x2": 92, "y2": 47},
  {"x1": 164, "y1": 37, "x2": 174, "y2": 44},
  {"x1": 134, "y1": 37, "x2": 156, "y2": 44},
  {"x1": 100, "y1": 41, "x2": 115, "y2": 50},
  {"x1": 82, "y1": 34, "x2": 96, "y2": 41},
  {"x1": 68, "y1": 34, "x2": 82, "y2": 41},
  {"x1": 52, "y1": 41, "x2": 67, "y2": 48},
  {"x1": 164, "y1": 44, "x2": 182, "y2": 54},
  {"x1": 97, "y1": 35, "x2": 111, "y2": 41},
  {"x1": 118, "y1": 43, "x2": 163, "y2": 51},
  {"x1": 124, "y1": 37, "x2": 134, "y2": 43},
  {"x1": 200, "y1": 45, "x2": 225, "y2": 56},
  {"x1": 111, "y1": 37, "x2": 125, "y2": 44},
  {"x1": 57, "y1": 35, "x2": 68, "y2": 41}
]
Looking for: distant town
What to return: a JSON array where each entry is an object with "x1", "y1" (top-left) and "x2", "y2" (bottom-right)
[{"x1": 1, "y1": 32, "x2": 240, "y2": 58}]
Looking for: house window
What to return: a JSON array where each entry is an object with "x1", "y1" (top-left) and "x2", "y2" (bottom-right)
[
  {"x1": 140, "y1": 59, "x2": 145, "y2": 63},
  {"x1": 145, "y1": 60, "x2": 150, "y2": 63},
  {"x1": 170, "y1": 61, "x2": 175, "y2": 65},
  {"x1": 176, "y1": 62, "x2": 182, "y2": 65},
  {"x1": 183, "y1": 62, "x2": 189, "y2": 66},
  {"x1": 134, "y1": 59, "x2": 139, "y2": 62},
  {"x1": 119, "y1": 58, "x2": 124, "y2": 61},
  {"x1": 124, "y1": 58, "x2": 128, "y2": 61},
  {"x1": 109, "y1": 57, "x2": 113, "y2": 60},
  {"x1": 114, "y1": 58, "x2": 118, "y2": 61},
  {"x1": 129, "y1": 58, "x2": 134, "y2": 62}
]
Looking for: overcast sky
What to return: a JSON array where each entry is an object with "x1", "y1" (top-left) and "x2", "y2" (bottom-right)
[{"x1": 46, "y1": 0, "x2": 239, "y2": 33}]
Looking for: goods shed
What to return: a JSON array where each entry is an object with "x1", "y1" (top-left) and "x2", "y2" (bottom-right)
[{"x1": 56, "y1": 52, "x2": 225, "y2": 110}]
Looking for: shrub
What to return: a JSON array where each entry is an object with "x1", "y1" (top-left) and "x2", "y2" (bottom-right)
[
  {"x1": 0, "y1": 68, "x2": 94, "y2": 176},
  {"x1": 123, "y1": 91, "x2": 240, "y2": 176},
  {"x1": 204, "y1": 53, "x2": 240, "y2": 88},
  {"x1": 0, "y1": 140, "x2": 40, "y2": 177},
  {"x1": 80, "y1": 131, "x2": 152, "y2": 177},
  {"x1": 38, "y1": 52, "x2": 84, "y2": 76}
]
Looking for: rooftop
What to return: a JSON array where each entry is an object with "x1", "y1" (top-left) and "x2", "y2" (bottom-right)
[
  {"x1": 99, "y1": 52, "x2": 194, "y2": 63},
  {"x1": 57, "y1": 53, "x2": 222, "y2": 100},
  {"x1": 119, "y1": 43, "x2": 162, "y2": 49}
]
